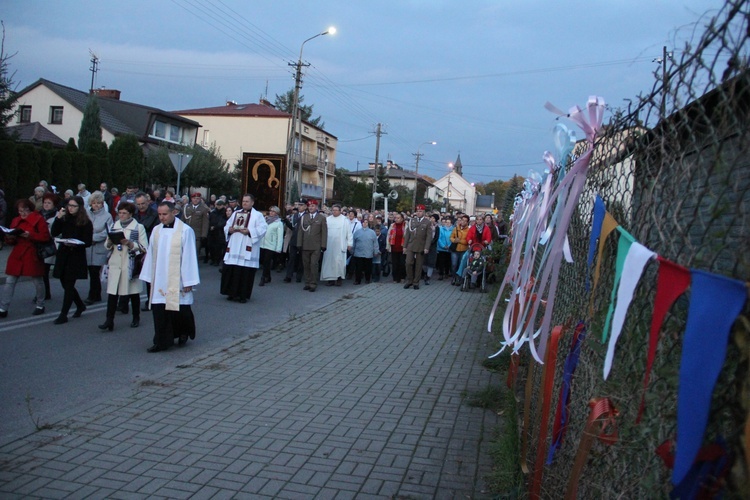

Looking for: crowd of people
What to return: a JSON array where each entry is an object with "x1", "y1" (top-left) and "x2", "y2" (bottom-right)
[{"x1": 0, "y1": 180, "x2": 508, "y2": 352}]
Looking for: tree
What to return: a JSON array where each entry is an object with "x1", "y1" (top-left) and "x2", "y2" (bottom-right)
[
  {"x1": 108, "y1": 134, "x2": 143, "y2": 189},
  {"x1": 0, "y1": 22, "x2": 18, "y2": 140},
  {"x1": 332, "y1": 168, "x2": 354, "y2": 204},
  {"x1": 274, "y1": 89, "x2": 324, "y2": 129},
  {"x1": 78, "y1": 94, "x2": 104, "y2": 154},
  {"x1": 142, "y1": 143, "x2": 239, "y2": 196},
  {"x1": 374, "y1": 166, "x2": 391, "y2": 209},
  {"x1": 51, "y1": 150, "x2": 72, "y2": 191}
]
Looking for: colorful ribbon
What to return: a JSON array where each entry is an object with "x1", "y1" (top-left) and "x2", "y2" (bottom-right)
[
  {"x1": 530, "y1": 326, "x2": 563, "y2": 499},
  {"x1": 589, "y1": 211, "x2": 619, "y2": 317},
  {"x1": 547, "y1": 322, "x2": 586, "y2": 464},
  {"x1": 603, "y1": 241, "x2": 656, "y2": 380},
  {"x1": 586, "y1": 196, "x2": 606, "y2": 290},
  {"x1": 673, "y1": 270, "x2": 748, "y2": 485},
  {"x1": 637, "y1": 257, "x2": 690, "y2": 423},
  {"x1": 564, "y1": 397, "x2": 619, "y2": 500},
  {"x1": 601, "y1": 227, "x2": 635, "y2": 344}
]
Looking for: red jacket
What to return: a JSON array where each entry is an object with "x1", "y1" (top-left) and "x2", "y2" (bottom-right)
[
  {"x1": 4, "y1": 211, "x2": 50, "y2": 277},
  {"x1": 466, "y1": 223, "x2": 492, "y2": 247}
]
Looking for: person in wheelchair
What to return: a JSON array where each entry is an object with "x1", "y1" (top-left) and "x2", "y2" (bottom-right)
[{"x1": 466, "y1": 244, "x2": 486, "y2": 288}]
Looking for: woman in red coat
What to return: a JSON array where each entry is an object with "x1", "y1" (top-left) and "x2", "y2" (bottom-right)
[{"x1": 0, "y1": 199, "x2": 51, "y2": 317}]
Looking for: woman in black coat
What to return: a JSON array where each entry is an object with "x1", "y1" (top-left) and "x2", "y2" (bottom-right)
[{"x1": 50, "y1": 196, "x2": 93, "y2": 324}]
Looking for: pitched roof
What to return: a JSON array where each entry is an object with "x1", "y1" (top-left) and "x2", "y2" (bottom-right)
[
  {"x1": 15, "y1": 78, "x2": 200, "y2": 139},
  {"x1": 174, "y1": 102, "x2": 291, "y2": 118},
  {"x1": 346, "y1": 168, "x2": 435, "y2": 185},
  {"x1": 5, "y1": 122, "x2": 68, "y2": 147}
]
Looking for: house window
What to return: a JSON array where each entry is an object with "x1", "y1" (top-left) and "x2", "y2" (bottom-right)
[
  {"x1": 153, "y1": 120, "x2": 167, "y2": 139},
  {"x1": 49, "y1": 106, "x2": 63, "y2": 124},
  {"x1": 169, "y1": 124, "x2": 182, "y2": 143},
  {"x1": 18, "y1": 106, "x2": 31, "y2": 123}
]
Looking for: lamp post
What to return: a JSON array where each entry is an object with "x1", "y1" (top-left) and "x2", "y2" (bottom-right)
[
  {"x1": 411, "y1": 140, "x2": 436, "y2": 210},
  {"x1": 286, "y1": 27, "x2": 336, "y2": 204}
]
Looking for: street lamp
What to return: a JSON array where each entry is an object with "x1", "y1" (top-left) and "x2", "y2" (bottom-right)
[
  {"x1": 412, "y1": 141, "x2": 436, "y2": 210},
  {"x1": 286, "y1": 27, "x2": 336, "y2": 203}
]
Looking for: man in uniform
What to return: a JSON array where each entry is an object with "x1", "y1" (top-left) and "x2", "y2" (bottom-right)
[
  {"x1": 297, "y1": 199, "x2": 327, "y2": 292},
  {"x1": 184, "y1": 192, "x2": 211, "y2": 262},
  {"x1": 139, "y1": 201, "x2": 200, "y2": 352},
  {"x1": 284, "y1": 200, "x2": 305, "y2": 283},
  {"x1": 403, "y1": 204, "x2": 433, "y2": 290}
]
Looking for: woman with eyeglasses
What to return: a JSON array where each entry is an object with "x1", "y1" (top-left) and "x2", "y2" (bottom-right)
[
  {"x1": 0, "y1": 199, "x2": 51, "y2": 318},
  {"x1": 84, "y1": 191, "x2": 112, "y2": 305},
  {"x1": 50, "y1": 196, "x2": 93, "y2": 324}
]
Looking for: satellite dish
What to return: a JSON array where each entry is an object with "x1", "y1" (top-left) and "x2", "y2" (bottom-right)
[{"x1": 388, "y1": 189, "x2": 398, "y2": 200}]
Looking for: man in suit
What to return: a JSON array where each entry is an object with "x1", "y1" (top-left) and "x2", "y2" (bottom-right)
[
  {"x1": 284, "y1": 200, "x2": 305, "y2": 283},
  {"x1": 184, "y1": 192, "x2": 211, "y2": 262},
  {"x1": 403, "y1": 204, "x2": 433, "y2": 290},
  {"x1": 297, "y1": 199, "x2": 327, "y2": 292}
]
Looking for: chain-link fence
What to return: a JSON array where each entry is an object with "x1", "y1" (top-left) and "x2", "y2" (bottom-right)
[{"x1": 501, "y1": 2, "x2": 750, "y2": 497}]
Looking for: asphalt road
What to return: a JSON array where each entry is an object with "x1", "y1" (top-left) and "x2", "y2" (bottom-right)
[{"x1": 0, "y1": 262, "x2": 345, "y2": 445}]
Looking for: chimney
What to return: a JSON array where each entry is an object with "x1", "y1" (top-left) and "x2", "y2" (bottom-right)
[
  {"x1": 226, "y1": 100, "x2": 237, "y2": 106},
  {"x1": 92, "y1": 88, "x2": 121, "y2": 100},
  {"x1": 259, "y1": 97, "x2": 275, "y2": 108}
]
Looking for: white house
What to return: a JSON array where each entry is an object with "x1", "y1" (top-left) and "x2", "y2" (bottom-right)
[
  {"x1": 175, "y1": 100, "x2": 338, "y2": 201},
  {"x1": 10, "y1": 78, "x2": 200, "y2": 151},
  {"x1": 432, "y1": 154, "x2": 477, "y2": 214}
]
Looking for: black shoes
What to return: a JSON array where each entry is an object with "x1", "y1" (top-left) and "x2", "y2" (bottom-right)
[
  {"x1": 130, "y1": 319, "x2": 140, "y2": 328},
  {"x1": 303, "y1": 285, "x2": 310, "y2": 290},
  {"x1": 33, "y1": 307, "x2": 45, "y2": 316},
  {"x1": 119, "y1": 306, "x2": 129, "y2": 314},
  {"x1": 413, "y1": 285, "x2": 420, "y2": 290},
  {"x1": 147, "y1": 344, "x2": 169, "y2": 353},
  {"x1": 73, "y1": 305, "x2": 87, "y2": 318},
  {"x1": 83, "y1": 298, "x2": 100, "y2": 306},
  {"x1": 178, "y1": 334, "x2": 188, "y2": 346},
  {"x1": 326, "y1": 281, "x2": 336, "y2": 287},
  {"x1": 141, "y1": 304, "x2": 150, "y2": 312},
  {"x1": 98, "y1": 321, "x2": 114, "y2": 331},
  {"x1": 53, "y1": 316, "x2": 68, "y2": 325},
  {"x1": 0, "y1": 310, "x2": 7, "y2": 318},
  {"x1": 238, "y1": 298, "x2": 247, "y2": 304},
  {"x1": 283, "y1": 277, "x2": 291, "y2": 283},
  {"x1": 404, "y1": 283, "x2": 412, "y2": 289}
]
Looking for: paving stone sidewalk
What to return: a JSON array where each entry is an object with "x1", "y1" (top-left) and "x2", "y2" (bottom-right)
[{"x1": 0, "y1": 280, "x2": 502, "y2": 499}]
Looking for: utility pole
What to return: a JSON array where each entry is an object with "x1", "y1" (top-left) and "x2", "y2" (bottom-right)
[
  {"x1": 287, "y1": 58, "x2": 309, "y2": 203},
  {"x1": 371, "y1": 123, "x2": 385, "y2": 211},
  {"x1": 89, "y1": 50, "x2": 99, "y2": 93},
  {"x1": 658, "y1": 46, "x2": 673, "y2": 120},
  {"x1": 412, "y1": 150, "x2": 424, "y2": 211}
]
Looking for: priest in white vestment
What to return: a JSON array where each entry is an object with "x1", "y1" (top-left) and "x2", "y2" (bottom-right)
[
  {"x1": 220, "y1": 194, "x2": 267, "y2": 303},
  {"x1": 140, "y1": 201, "x2": 200, "y2": 352},
  {"x1": 320, "y1": 204, "x2": 353, "y2": 286}
]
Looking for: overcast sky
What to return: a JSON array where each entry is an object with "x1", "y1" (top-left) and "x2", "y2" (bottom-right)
[{"x1": 3, "y1": 0, "x2": 721, "y2": 184}]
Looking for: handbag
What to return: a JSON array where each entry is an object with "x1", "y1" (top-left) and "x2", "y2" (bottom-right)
[
  {"x1": 449, "y1": 242, "x2": 458, "y2": 252},
  {"x1": 128, "y1": 246, "x2": 146, "y2": 280},
  {"x1": 36, "y1": 240, "x2": 57, "y2": 260}
]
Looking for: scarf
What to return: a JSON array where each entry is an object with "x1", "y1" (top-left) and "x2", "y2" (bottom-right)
[
  {"x1": 265, "y1": 214, "x2": 280, "y2": 225},
  {"x1": 149, "y1": 219, "x2": 184, "y2": 311}
]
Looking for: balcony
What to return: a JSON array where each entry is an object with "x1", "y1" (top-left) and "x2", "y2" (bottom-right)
[{"x1": 292, "y1": 150, "x2": 336, "y2": 174}]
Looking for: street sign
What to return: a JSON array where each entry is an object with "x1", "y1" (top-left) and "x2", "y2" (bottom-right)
[
  {"x1": 168, "y1": 153, "x2": 193, "y2": 196},
  {"x1": 168, "y1": 153, "x2": 192, "y2": 173}
]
